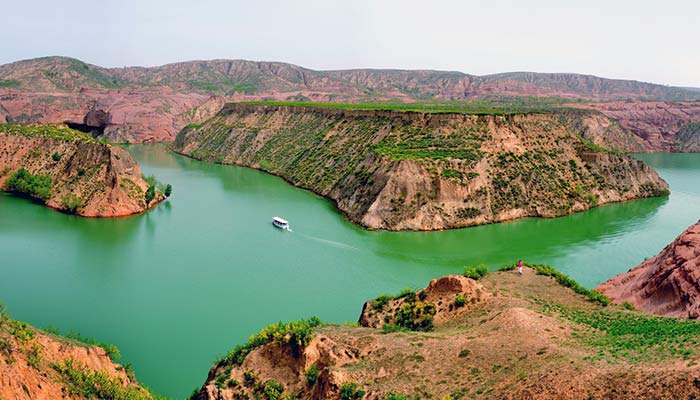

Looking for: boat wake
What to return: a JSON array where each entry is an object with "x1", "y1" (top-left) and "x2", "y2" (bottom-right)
[{"x1": 294, "y1": 232, "x2": 358, "y2": 251}]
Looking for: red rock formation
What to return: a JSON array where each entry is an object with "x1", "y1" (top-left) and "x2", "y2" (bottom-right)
[{"x1": 597, "y1": 222, "x2": 700, "y2": 318}]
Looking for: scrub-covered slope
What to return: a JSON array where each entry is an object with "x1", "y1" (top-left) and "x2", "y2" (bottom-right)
[
  {"x1": 172, "y1": 103, "x2": 668, "y2": 231},
  {"x1": 0, "y1": 306, "x2": 157, "y2": 400},
  {"x1": 195, "y1": 265, "x2": 700, "y2": 399},
  {"x1": 0, "y1": 124, "x2": 162, "y2": 217}
]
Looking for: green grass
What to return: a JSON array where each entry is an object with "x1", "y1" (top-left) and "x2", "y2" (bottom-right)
[
  {"x1": 464, "y1": 264, "x2": 489, "y2": 280},
  {"x1": 236, "y1": 99, "x2": 579, "y2": 115},
  {"x1": 0, "y1": 123, "x2": 104, "y2": 143},
  {"x1": 220, "y1": 317, "x2": 322, "y2": 366},
  {"x1": 499, "y1": 262, "x2": 610, "y2": 306},
  {"x1": 543, "y1": 302, "x2": 700, "y2": 362}
]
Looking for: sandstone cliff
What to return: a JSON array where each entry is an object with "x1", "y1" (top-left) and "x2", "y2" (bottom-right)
[
  {"x1": 0, "y1": 308, "x2": 155, "y2": 399},
  {"x1": 172, "y1": 103, "x2": 668, "y2": 231},
  {"x1": 194, "y1": 266, "x2": 700, "y2": 399},
  {"x1": 0, "y1": 124, "x2": 162, "y2": 217},
  {"x1": 597, "y1": 222, "x2": 700, "y2": 318}
]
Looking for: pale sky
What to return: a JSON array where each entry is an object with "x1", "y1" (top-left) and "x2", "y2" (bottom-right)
[{"x1": 2, "y1": 0, "x2": 699, "y2": 87}]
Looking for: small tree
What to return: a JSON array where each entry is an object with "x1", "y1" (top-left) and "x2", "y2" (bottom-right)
[
  {"x1": 164, "y1": 184, "x2": 172, "y2": 198},
  {"x1": 145, "y1": 185, "x2": 155, "y2": 205}
]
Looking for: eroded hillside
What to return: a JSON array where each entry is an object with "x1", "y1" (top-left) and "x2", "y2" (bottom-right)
[
  {"x1": 0, "y1": 124, "x2": 163, "y2": 217},
  {"x1": 195, "y1": 264, "x2": 700, "y2": 399},
  {"x1": 172, "y1": 103, "x2": 668, "y2": 231}
]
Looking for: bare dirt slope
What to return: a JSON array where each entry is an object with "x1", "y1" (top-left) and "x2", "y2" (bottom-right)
[
  {"x1": 172, "y1": 103, "x2": 668, "y2": 231},
  {"x1": 598, "y1": 221, "x2": 700, "y2": 318},
  {"x1": 196, "y1": 267, "x2": 700, "y2": 399}
]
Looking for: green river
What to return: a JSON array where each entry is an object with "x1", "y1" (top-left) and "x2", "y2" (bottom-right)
[{"x1": 1, "y1": 146, "x2": 698, "y2": 398}]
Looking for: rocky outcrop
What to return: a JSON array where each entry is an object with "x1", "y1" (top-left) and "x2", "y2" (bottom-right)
[
  {"x1": 195, "y1": 268, "x2": 700, "y2": 400},
  {"x1": 172, "y1": 103, "x2": 668, "y2": 231},
  {"x1": 0, "y1": 124, "x2": 162, "y2": 217},
  {"x1": 597, "y1": 222, "x2": 700, "y2": 318},
  {"x1": 0, "y1": 311, "x2": 155, "y2": 400}
]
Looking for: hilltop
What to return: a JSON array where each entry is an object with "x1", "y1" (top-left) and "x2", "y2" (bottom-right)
[
  {"x1": 194, "y1": 263, "x2": 700, "y2": 399},
  {"x1": 1, "y1": 57, "x2": 700, "y2": 148},
  {"x1": 172, "y1": 103, "x2": 667, "y2": 231}
]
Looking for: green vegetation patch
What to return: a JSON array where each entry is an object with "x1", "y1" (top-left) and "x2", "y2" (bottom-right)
[
  {"x1": 373, "y1": 125, "x2": 485, "y2": 161},
  {"x1": 52, "y1": 359, "x2": 158, "y2": 400},
  {"x1": 0, "y1": 79, "x2": 21, "y2": 88},
  {"x1": 220, "y1": 317, "x2": 322, "y2": 366},
  {"x1": 0, "y1": 123, "x2": 102, "y2": 143},
  {"x1": 5, "y1": 168, "x2": 53, "y2": 201},
  {"x1": 500, "y1": 262, "x2": 610, "y2": 306},
  {"x1": 543, "y1": 302, "x2": 700, "y2": 363},
  {"x1": 463, "y1": 264, "x2": 489, "y2": 280}
]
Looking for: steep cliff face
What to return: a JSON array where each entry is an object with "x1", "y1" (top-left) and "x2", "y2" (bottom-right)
[
  {"x1": 597, "y1": 222, "x2": 700, "y2": 318},
  {"x1": 573, "y1": 101, "x2": 700, "y2": 152},
  {"x1": 172, "y1": 104, "x2": 668, "y2": 231},
  {"x1": 675, "y1": 123, "x2": 700, "y2": 152},
  {"x1": 0, "y1": 310, "x2": 155, "y2": 400},
  {"x1": 195, "y1": 267, "x2": 700, "y2": 400},
  {"x1": 0, "y1": 124, "x2": 162, "y2": 217}
]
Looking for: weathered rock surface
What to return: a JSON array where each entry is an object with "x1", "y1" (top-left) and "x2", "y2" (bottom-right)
[
  {"x1": 597, "y1": 222, "x2": 700, "y2": 318},
  {"x1": 195, "y1": 269, "x2": 700, "y2": 400},
  {"x1": 0, "y1": 124, "x2": 161, "y2": 217},
  {"x1": 172, "y1": 103, "x2": 668, "y2": 231}
]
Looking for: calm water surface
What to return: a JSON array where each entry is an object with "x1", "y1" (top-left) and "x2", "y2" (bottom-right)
[{"x1": 1, "y1": 146, "x2": 698, "y2": 398}]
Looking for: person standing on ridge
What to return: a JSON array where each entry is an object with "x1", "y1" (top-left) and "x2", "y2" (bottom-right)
[{"x1": 517, "y1": 260, "x2": 523, "y2": 275}]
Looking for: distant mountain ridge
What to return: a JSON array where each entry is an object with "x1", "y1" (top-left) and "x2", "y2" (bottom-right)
[{"x1": 1, "y1": 56, "x2": 699, "y2": 101}]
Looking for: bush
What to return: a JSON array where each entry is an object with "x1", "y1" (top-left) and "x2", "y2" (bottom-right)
[
  {"x1": 221, "y1": 317, "x2": 322, "y2": 366},
  {"x1": 623, "y1": 302, "x2": 636, "y2": 311},
  {"x1": 263, "y1": 380, "x2": 284, "y2": 400},
  {"x1": 339, "y1": 383, "x2": 366, "y2": 400},
  {"x1": 463, "y1": 264, "x2": 489, "y2": 280},
  {"x1": 385, "y1": 393, "x2": 408, "y2": 400},
  {"x1": 164, "y1": 184, "x2": 172, "y2": 197},
  {"x1": 145, "y1": 185, "x2": 156, "y2": 205},
  {"x1": 305, "y1": 364, "x2": 319, "y2": 385},
  {"x1": 395, "y1": 301, "x2": 435, "y2": 331},
  {"x1": 454, "y1": 294, "x2": 467, "y2": 307},
  {"x1": 77, "y1": 167, "x2": 86, "y2": 176},
  {"x1": 52, "y1": 152, "x2": 61, "y2": 161},
  {"x1": 51, "y1": 360, "x2": 155, "y2": 400},
  {"x1": 61, "y1": 194, "x2": 83, "y2": 214},
  {"x1": 6, "y1": 168, "x2": 53, "y2": 201},
  {"x1": 372, "y1": 294, "x2": 391, "y2": 311}
]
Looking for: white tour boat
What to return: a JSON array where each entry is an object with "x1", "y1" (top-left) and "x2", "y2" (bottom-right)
[{"x1": 272, "y1": 217, "x2": 290, "y2": 230}]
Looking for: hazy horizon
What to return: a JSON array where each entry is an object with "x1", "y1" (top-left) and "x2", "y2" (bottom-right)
[{"x1": 2, "y1": 0, "x2": 699, "y2": 88}]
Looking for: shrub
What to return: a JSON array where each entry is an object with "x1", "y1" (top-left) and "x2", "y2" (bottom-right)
[
  {"x1": 52, "y1": 152, "x2": 61, "y2": 161},
  {"x1": 622, "y1": 302, "x2": 636, "y2": 311},
  {"x1": 61, "y1": 194, "x2": 83, "y2": 214},
  {"x1": 339, "y1": 382, "x2": 366, "y2": 400},
  {"x1": 164, "y1": 184, "x2": 173, "y2": 197},
  {"x1": 145, "y1": 185, "x2": 156, "y2": 205},
  {"x1": 221, "y1": 317, "x2": 322, "y2": 366},
  {"x1": 385, "y1": 393, "x2": 408, "y2": 400},
  {"x1": 6, "y1": 168, "x2": 53, "y2": 201},
  {"x1": 463, "y1": 264, "x2": 489, "y2": 280},
  {"x1": 263, "y1": 380, "x2": 284, "y2": 400},
  {"x1": 395, "y1": 301, "x2": 435, "y2": 331},
  {"x1": 372, "y1": 294, "x2": 391, "y2": 311},
  {"x1": 77, "y1": 167, "x2": 86, "y2": 176},
  {"x1": 305, "y1": 364, "x2": 319, "y2": 385},
  {"x1": 51, "y1": 360, "x2": 155, "y2": 400},
  {"x1": 454, "y1": 295, "x2": 467, "y2": 307}
]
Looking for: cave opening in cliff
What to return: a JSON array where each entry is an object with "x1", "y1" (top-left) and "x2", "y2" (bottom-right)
[{"x1": 64, "y1": 121, "x2": 106, "y2": 137}]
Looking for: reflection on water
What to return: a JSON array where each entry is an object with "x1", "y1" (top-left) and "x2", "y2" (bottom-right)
[{"x1": 1, "y1": 145, "x2": 698, "y2": 398}]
